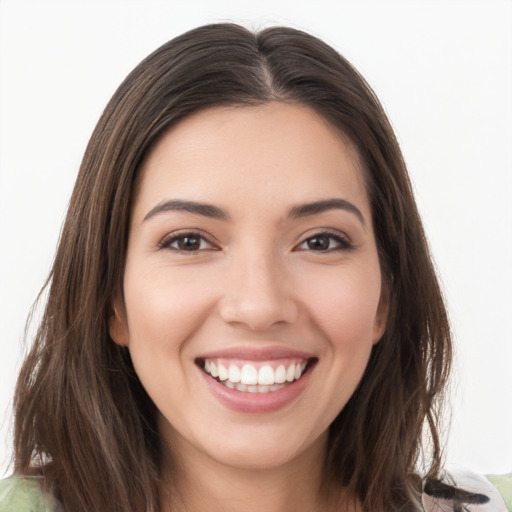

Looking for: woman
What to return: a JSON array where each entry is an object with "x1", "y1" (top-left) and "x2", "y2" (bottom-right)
[{"x1": 0, "y1": 23, "x2": 509, "y2": 512}]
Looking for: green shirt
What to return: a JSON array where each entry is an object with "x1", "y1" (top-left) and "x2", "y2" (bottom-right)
[
  {"x1": 488, "y1": 474, "x2": 512, "y2": 510},
  {"x1": 1, "y1": 472, "x2": 511, "y2": 511},
  {"x1": 0, "y1": 476, "x2": 56, "y2": 512}
]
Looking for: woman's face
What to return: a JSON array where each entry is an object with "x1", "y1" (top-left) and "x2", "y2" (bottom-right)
[{"x1": 111, "y1": 103, "x2": 387, "y2": 471}]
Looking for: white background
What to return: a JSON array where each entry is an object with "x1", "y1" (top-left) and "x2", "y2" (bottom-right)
[{"x1": 0, "y1": 0, "x2": 511, "y2": 476}]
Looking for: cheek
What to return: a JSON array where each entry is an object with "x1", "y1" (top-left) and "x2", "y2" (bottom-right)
[
  {"x1": 301, "y1": 265, "x2": 383, "y2": 346},
  {"x1": 121, "y1": 266, "x2": 217, "y2": 420},
  {"x1": 292, "y1": 266, "x2": 382, "y2": 429},
  {"x1": 122, "y1": 265, "x2": 216, "y2": 355}
]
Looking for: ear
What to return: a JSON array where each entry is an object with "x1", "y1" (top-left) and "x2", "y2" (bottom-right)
[
  {"x1": 372, "y1": 285, "x2": 389, "y2": 345},
  {"x1": 109, "y1": 300, "x2": 129, "y2": 347}
]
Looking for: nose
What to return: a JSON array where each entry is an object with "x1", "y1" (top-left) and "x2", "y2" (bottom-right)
[{"x1": 218, "y1": 251, "x2": 299, "y2": 332}]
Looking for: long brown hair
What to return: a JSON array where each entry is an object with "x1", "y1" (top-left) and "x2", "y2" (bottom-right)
[{"x1": 13, "y1": 23, "x2": 451, "y2": 511}]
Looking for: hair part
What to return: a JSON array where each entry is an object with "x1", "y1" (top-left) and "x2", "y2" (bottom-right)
[{"x1": 13, "y1": 23, "x2": 452, "y2": 512}]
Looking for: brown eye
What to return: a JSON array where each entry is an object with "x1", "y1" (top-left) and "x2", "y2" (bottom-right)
[
  {"x1": 305, "y1": 235, "x2": 331, "y2": 250},
  {"x1": 176, "y1": 235, "x2": 201, "y2": 251},
  {"x1": 160, "y1": 232, "x2": 214, "y2": 252},
  {"x1": 298, "y1": 232, "x2": 353, "y2": 252}
]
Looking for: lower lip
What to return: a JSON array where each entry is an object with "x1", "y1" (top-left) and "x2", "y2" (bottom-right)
[{"x1": 199, "y1": 364, "x2": 314, "y2": 413}]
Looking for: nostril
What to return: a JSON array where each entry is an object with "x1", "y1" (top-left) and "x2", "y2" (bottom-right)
[{"x1": 218, "y1": 299, "x2": 299, "y2": 332}]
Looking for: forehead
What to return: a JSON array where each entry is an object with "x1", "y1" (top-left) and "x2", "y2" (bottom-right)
[{"x1": 134, "y1": 103, "x2": 369, "y2": 219}]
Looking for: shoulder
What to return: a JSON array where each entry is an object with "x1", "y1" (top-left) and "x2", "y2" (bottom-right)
[
  {"x1": 0, "y1": 474, "x2": 56, "y2": 512},
  {"x1": 422, "y1": 468, "x2": 512, "y2": 512}
]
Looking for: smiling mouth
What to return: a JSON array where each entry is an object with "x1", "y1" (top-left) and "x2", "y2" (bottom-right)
[{"x1": 197, "y1": 357, "x2": 317, "y2": 393}]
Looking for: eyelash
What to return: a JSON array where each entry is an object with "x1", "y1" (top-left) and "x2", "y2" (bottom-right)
[
  {"x1": 158, "y1": 231, "x2": 217, "y2": 253},
  {"x1": 297, "y1": 230, "x2": 353, "y2": 252},
  {"x1": 158, "y1": 229, "x2": 353, "y2": 254}
]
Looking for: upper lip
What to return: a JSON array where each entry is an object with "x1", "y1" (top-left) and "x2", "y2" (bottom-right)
[{"x1": 196, "y1": 346, "x2": 316, "y2": 361}]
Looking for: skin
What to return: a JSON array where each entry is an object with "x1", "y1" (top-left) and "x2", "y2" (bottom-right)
[{"x1": 110, "y1": 103, "x2": 387, "y2": 512}]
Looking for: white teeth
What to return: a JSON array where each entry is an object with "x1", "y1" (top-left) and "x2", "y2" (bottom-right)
[
  {"x1": 286, "y1": 363, "x2": 295, "y2": 382},
  {"x1": 219, "y1": 382, "x2": 287, "y2": 393},
  {"x1": 228, "y1": 364, "x2": 241, "y2": 383},
  {"x1": 218, "y1": 364, "x2": 228, "y2": 381},
  {"x1": 203, "y1": 358, "x2": 309, "y2": 391},
  {"x1": 240, "y1": 364, "x2": 258, "y2": 385},
  {"x1": 275, "y1": 365, "x2": 286, "y2": 384},
  {"x1": 258, "y1": 365, "x2": 274, "y2": 385}
]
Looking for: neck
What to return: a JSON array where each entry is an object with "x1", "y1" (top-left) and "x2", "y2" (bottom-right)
[{"x1": 158, "y1": 426, "x2": 357, "y2": 512}]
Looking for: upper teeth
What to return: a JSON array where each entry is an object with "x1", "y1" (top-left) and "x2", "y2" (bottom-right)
[{"x1": 204, "y1": 359, "x2": 307, "y2": 386}]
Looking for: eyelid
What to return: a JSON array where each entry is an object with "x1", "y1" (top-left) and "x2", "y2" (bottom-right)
[
  {"x1": 295, "y1": 228, "x2": 353, "y2": 251},
  {"x1": 158, "y1": 229, "x2": 219, "y2": 252}
]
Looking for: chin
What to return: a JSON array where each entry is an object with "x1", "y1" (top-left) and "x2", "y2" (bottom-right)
[{"x1": 196, "y1": 422, "x2": 327, "y2": 472}]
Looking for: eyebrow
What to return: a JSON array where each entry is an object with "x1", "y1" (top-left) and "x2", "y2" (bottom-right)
[
  {"x1": 288, "y1": 198, "x2": 365, "y2": 226},
  {"x1": 143, "y1": 200, "x2": 230, "y2": 221},
  {"x1": 143, "y1": 197, "x2": 365, "y2": 226}
]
